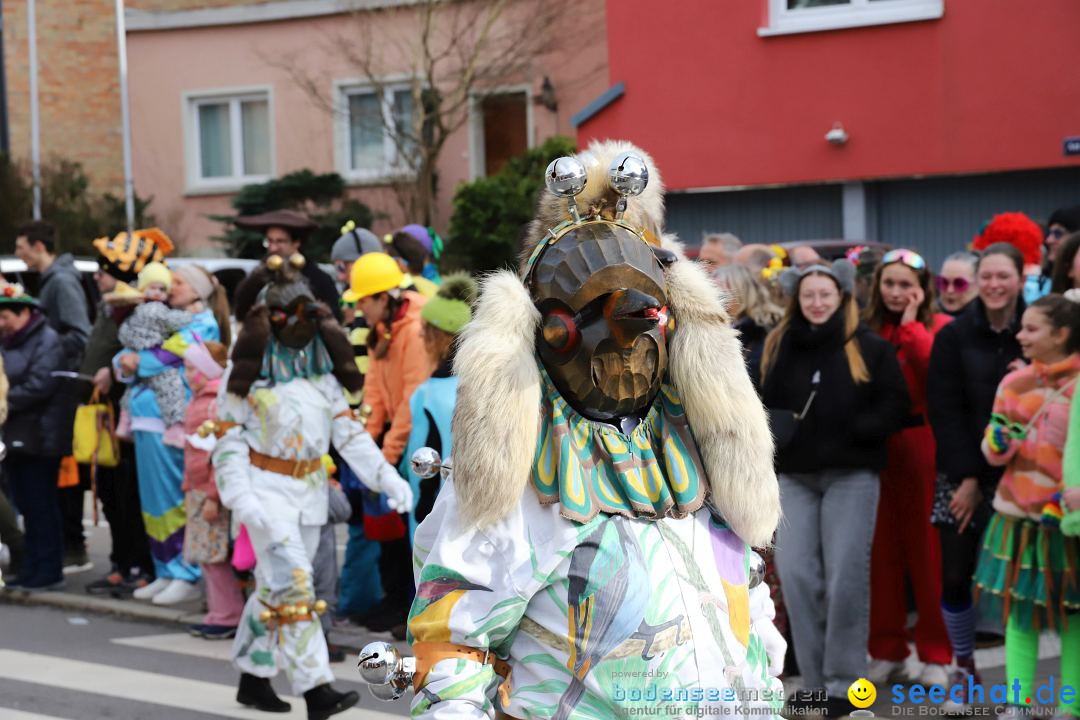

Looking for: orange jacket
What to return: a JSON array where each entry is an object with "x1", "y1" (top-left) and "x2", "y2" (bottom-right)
[{"x1": 364, "y1": 291, "x2": 435, "y2": 464}]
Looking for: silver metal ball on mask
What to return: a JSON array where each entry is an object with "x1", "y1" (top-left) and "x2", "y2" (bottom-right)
[
  {"x1": 608, "y1": 152, "x2": 648, "y2": 221},
  {"x1": 544, "y1": 156, "x2": 587, "y2": 222}
]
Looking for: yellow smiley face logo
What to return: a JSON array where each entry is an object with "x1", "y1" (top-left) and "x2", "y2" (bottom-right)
[{"x1": 848, "y1": 678, "x2": 877, "y2": 708}]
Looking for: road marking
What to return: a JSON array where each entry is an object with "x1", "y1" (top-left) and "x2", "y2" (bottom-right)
[
  {"x1": 0, "y1": 711, "x2": 71, "y2": 720},
  {"x1": 0, "y1": 649, "x2": 401, "y2": 720},
  {"x1": 111, "y1": 632, "x2": 364, "y2": 683}
]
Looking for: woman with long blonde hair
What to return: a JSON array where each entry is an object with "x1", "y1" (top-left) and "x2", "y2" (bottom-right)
[
  {"x1": 713, "y1": 264, "x2": 783, "y2": 362},
  {"x1": 756, "y1": 259, "x2": 909, "y2": 717}
]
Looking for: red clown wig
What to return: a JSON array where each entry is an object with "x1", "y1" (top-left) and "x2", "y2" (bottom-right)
[{"x1": 972, "y1": 212, "x2": 1043, "y2": 267}]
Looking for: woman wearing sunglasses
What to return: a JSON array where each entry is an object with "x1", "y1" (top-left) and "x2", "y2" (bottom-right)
[
  {"x1": 936, "y1": 252, "x2": 979, "y2": 316},
  {"x1": 863, "y1": 249, "x2": 953, "y2": 688},
  {"x1": 926, "y1": 243, "x2": 1026, "y2": 711}
]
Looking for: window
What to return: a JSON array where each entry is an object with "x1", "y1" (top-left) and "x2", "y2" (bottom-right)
[
  {"x1": 186, "y1": 90, "x2": 272, "y2": 191},
  {"x1": 759, "y1": 0, "x2": 943, "y2": 36},
  {"x1": 337, "y1": 83, "x2": 419, "y2": 181}
]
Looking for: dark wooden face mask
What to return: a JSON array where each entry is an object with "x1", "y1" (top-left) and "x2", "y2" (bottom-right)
[{"x1": 531, "y1": 221, "x2": 672, "y2": 422}]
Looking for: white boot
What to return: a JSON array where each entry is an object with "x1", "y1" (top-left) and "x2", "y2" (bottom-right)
[
  {"x1": 919, "y1": 663, "x2": 949, "y2": 687},
  {"x1": 132, "y1": 577, "x2": 171, "y2": 600},
  {"x1": 152, "y1": 579, "x2": 201, "y2": 605},
  {"x1": 867, "y1": 658, "x2": 907, "y2": 685}
]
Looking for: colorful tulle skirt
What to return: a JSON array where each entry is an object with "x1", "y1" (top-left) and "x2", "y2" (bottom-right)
[{"x1": 973, "y1": 513, "x2": 1080, "y2": 631}]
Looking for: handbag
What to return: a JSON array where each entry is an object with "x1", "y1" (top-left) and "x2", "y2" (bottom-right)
[
  {"x1": 768, "y1": 371, "x2": 820, "y2": 450},
  {"x1": 73, "y1": 389, "x2": 120, "y2": 468},
  {"x1": 362, "y1": 490, "x2": 406, "y2": 542}
]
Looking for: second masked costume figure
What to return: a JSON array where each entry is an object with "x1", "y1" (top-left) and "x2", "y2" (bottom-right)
[{"x1": 212, "y1": 254, "x2": 413, "y2": 720}]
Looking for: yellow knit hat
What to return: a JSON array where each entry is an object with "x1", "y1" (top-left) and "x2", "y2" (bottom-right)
[{"x1": 137, "y1": 261, "x2": 172, "y2": 292}]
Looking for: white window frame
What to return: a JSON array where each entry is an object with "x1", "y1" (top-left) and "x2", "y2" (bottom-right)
[
  {"x1": 758, "y1": 0, "x2": 943, "y2": 37},
  {"x1": 467, "y1": 85, "x2": 535, "y2": 181},
  {"x1": 333, "y1": 77, "x2": 420, "y2": 184},
  {"x1": 182, "y1": 85, "x2": 275, "y2": 194}
]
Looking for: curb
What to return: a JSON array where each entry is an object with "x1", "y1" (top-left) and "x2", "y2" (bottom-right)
[{"x1": 1, "y1": 588, "x2": 203, "y2": 625}]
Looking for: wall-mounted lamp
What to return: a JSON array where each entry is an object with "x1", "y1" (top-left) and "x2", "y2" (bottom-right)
[
  {"x1": 825, "y1": 121, "x2": 848, "y2": 146},
  {"x1": 534, "y1": 76, "x2": 558, "y2": 112}
]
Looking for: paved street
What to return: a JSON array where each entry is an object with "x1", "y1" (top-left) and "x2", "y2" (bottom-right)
[{"x1": 0, "y1": 603, "x2": 410, "y2": 719}]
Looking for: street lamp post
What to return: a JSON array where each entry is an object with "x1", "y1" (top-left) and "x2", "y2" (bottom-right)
[
  {"x1": 115, "y1": 0, "x2": 134, "y2": 235},
  {"x1": 28, "y1": 0, "x2": 40, "y2": 220}
]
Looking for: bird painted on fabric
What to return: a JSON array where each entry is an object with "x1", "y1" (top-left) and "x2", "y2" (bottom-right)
[
  {"x1": 708, "y1": 517, "x2": 751, "y2": 648},
  {"x1": 407, "y1": 564, "x2": 492, "y2": 644},
  {"x1": 553, "y1": 517, "x2": 650, "y2": 720}
]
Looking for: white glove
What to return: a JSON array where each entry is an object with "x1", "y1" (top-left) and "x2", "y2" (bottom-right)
[
  {"x1": 229, "y1": 496, "x2": 271, "y2": 532},
  {"x1": 380, "y1": 470, "x2": 414, "y2": 513},
  {"x1": 753, "y1": 619, "x2": 787, "y2": 677}
]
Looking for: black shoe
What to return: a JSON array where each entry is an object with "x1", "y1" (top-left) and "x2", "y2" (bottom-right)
[
  {"x1": 62, "y1": 549, "x2": 93, "y2": 575},
  {"x1": 351, "y1": 598, "x2": 391, "y2": 627},
  {"x1": 365, "y1": 605, "x2": 406, "y2": 633},
  {"x1": 237, "y1": 673, "x2": 291, "y2": 713},
  {"x1": 87, "y1": 569, "x2": 126, "y2": 596},
  {"x1": 201, "y1": 624, "x2": 237, "y2": 640},
  {"x1": 304, "y1": 683, "x2": 359, "y2": 720}
]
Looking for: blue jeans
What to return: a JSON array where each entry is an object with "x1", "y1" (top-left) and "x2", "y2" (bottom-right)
[
  {"x1": 775, "y1": 469, "x2": 880, "y2": 697},
  {"x1": 5, "y1": 454, "x2": 63, "y2": 585},
  {"x1": 338, "y1": 523, "x2": 383, "y2": 616}
]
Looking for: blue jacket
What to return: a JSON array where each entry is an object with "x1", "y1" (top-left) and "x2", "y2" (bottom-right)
[{"x1": 402, "y1": 371, "x2": 458, "y2": 538}]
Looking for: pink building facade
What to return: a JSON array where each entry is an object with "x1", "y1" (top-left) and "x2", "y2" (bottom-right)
[{"x1": 126, "y1": 0, "x2": 607, "y2": 254}]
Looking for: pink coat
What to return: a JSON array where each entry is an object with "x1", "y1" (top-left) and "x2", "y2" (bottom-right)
[{"x1": 182, "y1": 378, "x2": 220, "y2": 499}]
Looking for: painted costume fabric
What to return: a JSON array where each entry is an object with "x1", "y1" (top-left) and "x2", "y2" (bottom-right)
[
  {"x1": 116, "y1": 309, "x2": 219, "y2": 583},
  {"x1": 410, "y1": 461, "x2": 782, "y2": 719},
  {"x1": 409, "y1": 373, "x2": 783, "y2": 719},
  {"x1": 117, "y1": 301, "x2": 193, "y2": 426},
  {"x1": 214, "y1": 370, "x2": 403, "y2": 694}
]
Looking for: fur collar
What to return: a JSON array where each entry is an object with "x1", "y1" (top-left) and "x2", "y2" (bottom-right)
[{"x1": 449, "y1": 259, "x2": 780, "y2": 548}]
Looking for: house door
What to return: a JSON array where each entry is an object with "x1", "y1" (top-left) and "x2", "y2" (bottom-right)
[{"x1": 480, "y1": 91, "x2": 528, "y2": 176}]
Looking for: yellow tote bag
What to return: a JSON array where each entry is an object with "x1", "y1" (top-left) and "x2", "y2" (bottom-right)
[{"x1": 73, "y1": 389, "x2": 120, "y2": 468}]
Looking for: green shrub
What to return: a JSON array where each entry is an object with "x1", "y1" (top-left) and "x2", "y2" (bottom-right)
[
  {"x1": 444, "y1": 136, "x2": 576, "y2": 273},
  {"x1": 212, "y1": 170, "x2": 375, "y2": 261}
]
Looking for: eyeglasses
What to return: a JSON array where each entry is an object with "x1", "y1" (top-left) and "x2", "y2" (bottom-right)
[
  {"x1": 882, "y1": 249, "x2": 926, "y2": 271},
  {"x1": 935, "y1": 276, "x2": 971, "y2": 293}
]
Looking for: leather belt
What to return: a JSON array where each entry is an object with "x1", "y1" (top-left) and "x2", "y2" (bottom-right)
[{"x1": 249, "y1": 449, "x2": 322, "y2": 479}]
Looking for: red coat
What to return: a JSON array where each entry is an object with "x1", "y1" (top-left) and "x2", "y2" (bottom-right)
[
  {"x1": 878, "y1": 314, "x2": 952, "y2": 418},
  {"x1": 181, "y1": 377, "x2": 220, "y2": 498}
]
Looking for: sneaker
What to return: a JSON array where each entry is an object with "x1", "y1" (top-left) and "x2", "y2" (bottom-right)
[
  {"x1": 868, "y1": 658, "x2": 907, "y2": 685},
  {"x1": 326, "y1": 641, "x2": 346, "y2": 663},
  {"x1": 151, "y1": 579, "x2": 201, "y2": 605},
  {"x1": 919, "y1": 663, "x2": 950, "y2": 688},
  {"x1": 62, "y1": 550, "x2": 93, "y2": 575},
  {"x1": 940, "y1": 666, "x2": 980, "y2": 715},
  {"x1": 86, "y1": 570, "x2": 126, "y2": 595},
  {"x1": 187, "y1": 623, "x2": 207, "y2": 638},
  {"x1": 132, "y1": 576, "x2": 170, "y2": 600},
  {"x1": 200, "y1": 624, "x2": 237, "y2": 640}
]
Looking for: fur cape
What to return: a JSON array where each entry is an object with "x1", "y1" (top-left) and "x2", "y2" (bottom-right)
[{"x1": 451, "y1": 140, "x2": 780, "y2": 548}]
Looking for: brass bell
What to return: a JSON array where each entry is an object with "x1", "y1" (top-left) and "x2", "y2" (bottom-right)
[
  {"x1": 266, "y1": 254, "x2": 284, "y2": 271},
  {"x1": 358, "y1": 404, "x2": 374, "y2": 424},
  {"x1": 296, "y1": 605, "x2": 309, "y2": 616},
  {"x1": 289, "y1": 253, "x2": 306, "y2": 269},
  {"x1": 197, "y1": 420, "x2": 217, "y2": 438},
  {"x1": 279, "y1": 605, "x2": 295, "y2": 618},
  {"x1": 313, "y1": 599, "x2": 328, "y2": 614},
  {"x1": 258, "y1": 610, "x2": 274, "y2": 624}
]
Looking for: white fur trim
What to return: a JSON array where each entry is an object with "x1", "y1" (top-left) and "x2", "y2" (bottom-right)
[
  {"x1": 450, "y1": 271, "x2": 542, "y2": 531},
  {"x1": 665, "y1": 258, "x2": 781, "y2": 548}
]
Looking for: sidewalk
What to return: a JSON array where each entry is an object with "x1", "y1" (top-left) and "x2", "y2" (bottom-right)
[{"x1": 0, "y1": 519, "x2": 386, "y2": 655}]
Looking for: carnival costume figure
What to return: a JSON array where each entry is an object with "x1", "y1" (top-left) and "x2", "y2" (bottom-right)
[
  {"x1": 211, "y1": 254, "x2": 414, "y2": 719},
  {"x1": 398, "y1": 141, "x2": 786, "y2": 719}
]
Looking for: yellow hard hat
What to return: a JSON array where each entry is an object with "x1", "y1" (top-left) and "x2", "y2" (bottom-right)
[{"x1": 343, "y1": 252, "x2": 405, "y2": 302}]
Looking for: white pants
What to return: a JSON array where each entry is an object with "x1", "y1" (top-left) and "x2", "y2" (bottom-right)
[{"x1": 231, "y1": 522, "x2": 334, "y2": 694}]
